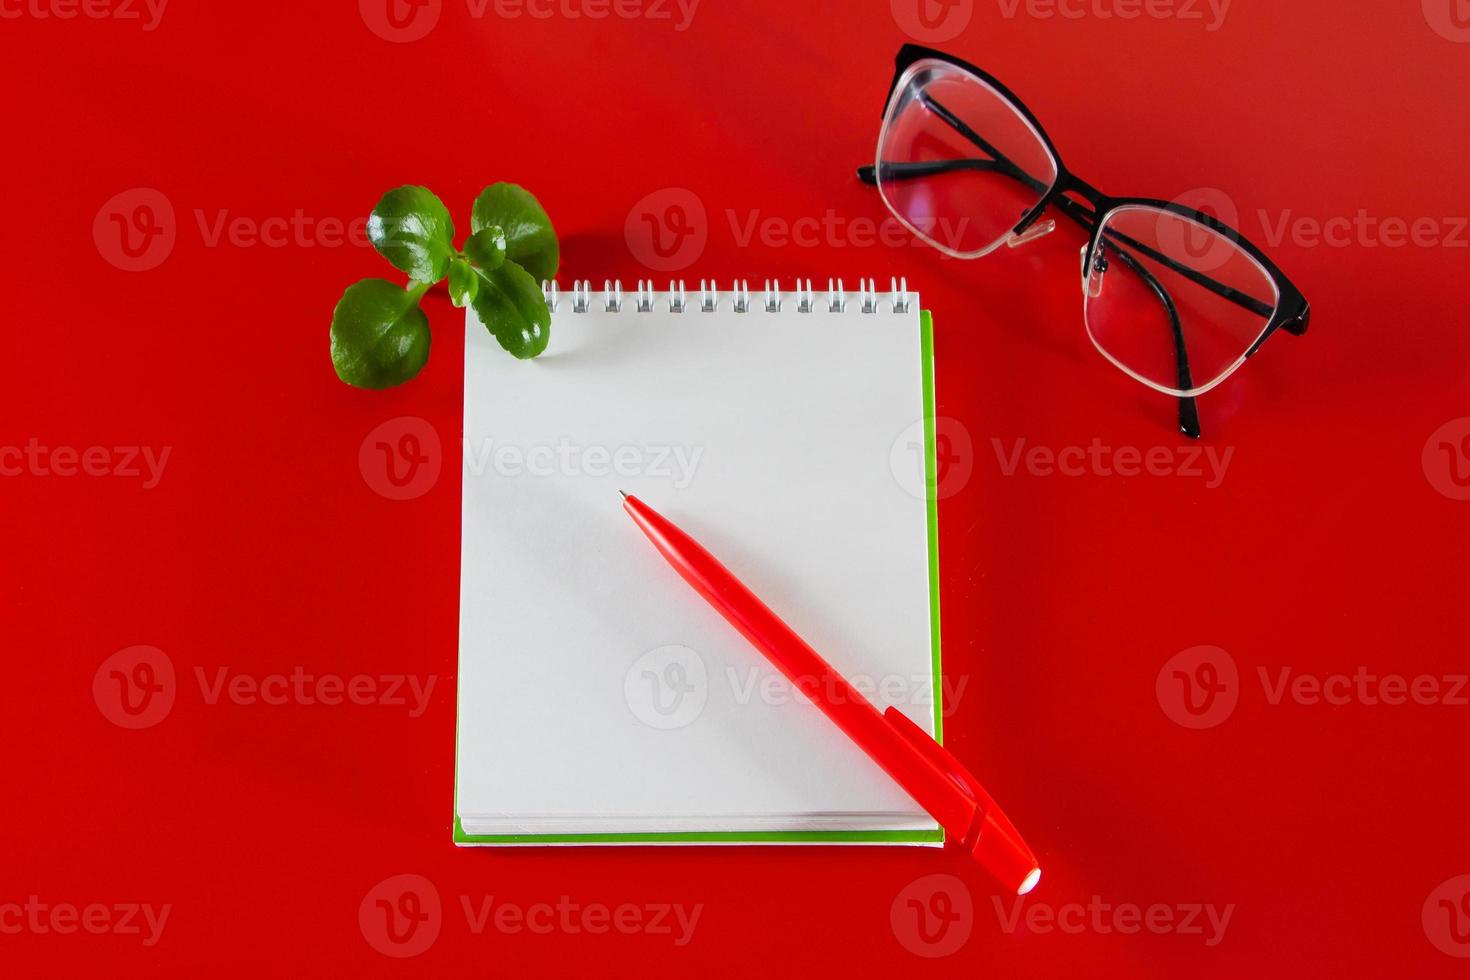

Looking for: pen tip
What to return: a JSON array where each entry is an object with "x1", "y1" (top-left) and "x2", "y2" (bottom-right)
[{"x1": 618, "y1": 490, "x2": 628, "y2": 499}]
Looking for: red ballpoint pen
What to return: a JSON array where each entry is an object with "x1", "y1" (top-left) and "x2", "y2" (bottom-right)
[{"x1": 622, "y1": 493, "x2": 1041, "y2": 895}]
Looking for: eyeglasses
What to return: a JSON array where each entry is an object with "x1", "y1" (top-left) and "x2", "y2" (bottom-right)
[{"x1": 858, "y1": 45, "x2": 1311, "y2": 439}]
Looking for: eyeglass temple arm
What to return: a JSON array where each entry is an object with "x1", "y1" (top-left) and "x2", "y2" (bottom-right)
[
  {"x1": 1105, "y1": 244, "x2": 1202, "y2": 439},
  {"x1": 856, "y1": 96, "x2": 1048, "y2": 195},
  {"x1": 1065, "y1": 197, "x2": 1202, "y2": 436}
]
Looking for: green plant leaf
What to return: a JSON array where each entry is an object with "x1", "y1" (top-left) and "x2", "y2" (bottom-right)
[
  {"x1": 448, "y1": 258, "x2": 479, "y2": 309},
  {"x1": 463, "y1": 226, "x2": 507, "y2": 274},
  {"x1": 470, "y1": 260, "x2": 551, "y2": 359},
  {"x1": 471, "y1": 183, "x2": 558, "y2": 282},
  {"x1": 330, "y1": 278, "x2": 432, "y2": 389},
  {"x1": 367, "y1": 185, "x2": 455, "y2": 284}
]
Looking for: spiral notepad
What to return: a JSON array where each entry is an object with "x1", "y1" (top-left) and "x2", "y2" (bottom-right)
[{"x1": 455, "y1": 279, "x2": 944, "y2": 845}]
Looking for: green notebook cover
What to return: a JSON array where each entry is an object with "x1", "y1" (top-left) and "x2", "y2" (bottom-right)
[{"x1": 453, "y1": 310, "x2": 942, "y2": 846}]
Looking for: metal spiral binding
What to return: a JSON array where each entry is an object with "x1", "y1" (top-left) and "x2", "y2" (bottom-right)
[
  {"x1": 541, "y1": 279, "x2": 914, "y2": 315},
  {"x1": 634, "y1": 280, "x2": 655, "y2": 312},
  {"x1": 763, "y1": 280, "x2": 781, "y2": 313},
  {"x1": 731, "y1": 279, "x2": 751, "y2": 313},
  {"x1": 827, "y1": 278, "x2": 846, "y2": 313},
  {"x1": 796, "y1": 279, "x2": 815, "y2": 313}
]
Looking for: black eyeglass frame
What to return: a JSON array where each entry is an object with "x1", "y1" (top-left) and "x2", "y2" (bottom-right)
[{"x1": 858, "y1": 44, "x2": 1311, "y2": 439}]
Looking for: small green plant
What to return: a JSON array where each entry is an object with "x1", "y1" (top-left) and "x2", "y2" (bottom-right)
[{"x1": 331, "y1": 183, "x2": 559, "y2": 389}]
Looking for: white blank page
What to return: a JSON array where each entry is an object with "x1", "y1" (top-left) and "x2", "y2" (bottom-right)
[{"x1": 456, "y1": 292, "x2": 938, "y2": 837}]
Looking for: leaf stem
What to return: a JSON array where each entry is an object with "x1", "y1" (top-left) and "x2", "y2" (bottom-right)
[{"x1": 405, "y1": 280, "x2": 432, "y2": 306}]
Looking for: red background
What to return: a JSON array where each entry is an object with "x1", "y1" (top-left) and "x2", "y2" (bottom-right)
[{"x1": 4, "y1": 0, "x2": 1469, "y2": 975}]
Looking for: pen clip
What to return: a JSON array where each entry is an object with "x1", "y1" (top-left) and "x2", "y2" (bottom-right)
[
  {"x1": 883, "y1": 705, "x2": 1039, "y2": 894},
  {"x1": 876, "y1": 705, "x2": 1040, "y2": 899},
  {"x1": 882, "y1": 706, "x2": 994, "y2": 845}
]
